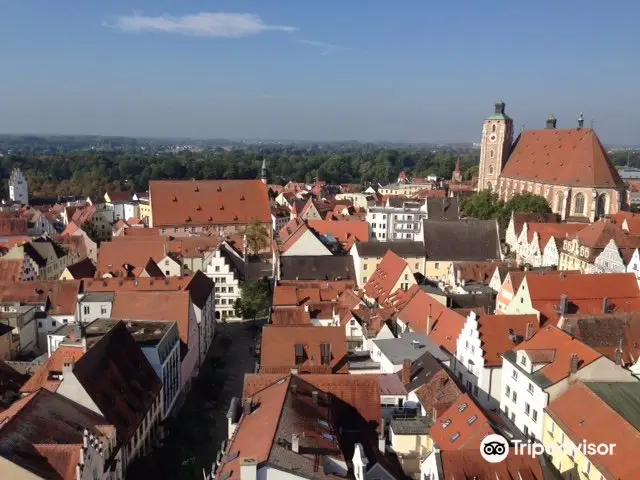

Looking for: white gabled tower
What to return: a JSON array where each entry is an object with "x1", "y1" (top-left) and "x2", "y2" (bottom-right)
[{"x1": 9, "y1": 168, "x2": 28, "y2": 205}]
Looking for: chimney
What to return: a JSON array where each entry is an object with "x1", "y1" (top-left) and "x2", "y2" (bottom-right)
[
  {"x1": 558, "y1": 294, "x2": 568, "y2": 315},
  {"x1": 401, "y1": 359, "x2": 411, "y2": 385},
  {"x1": 240, "y1": 458, "x2": 258, "y2": 480},
  {"x1": 525, "y1": 323, "x2": 534, "y2": 341},
  {"x1": 545, "y1": 114, "x2": 557, "y2": 129},
  {"x1": 432, "y1": 407, "x2": 438, "y2": 422},
  {"x1": 577, "y1": 113, "x2": 584, "y2": 130},
  {"x1": 602, "y1": 297, "x2": 609, "y2": 313},
  {"x1": 615, "y1": 337, "x2": 624, "y2": 365},
  {"x1": 243, "y1": 399, "x2": 252, "y2": 415},
  {"x1": 426, "y1": 304, "x2": 433, "y2": 335},
  {"x1": 292, "y1": 433, "x2": 300, "y2": 453},
  {"x1": 569, "y1": 354, "x2": 579, "y2": 374},
  {"x1": 378, "y1": 431, "x2": 385, "y2": 454},
  {"x1": 312, "y1": 390, "x2": 319, "y2": 405}
]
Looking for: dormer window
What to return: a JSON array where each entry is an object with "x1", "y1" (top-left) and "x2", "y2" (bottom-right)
[
  {"x1": 458, "y1": 403, "x2": 468, "y2": 413},
  {"x1": 520, "y1": 355, "x2": 527, "y2": 366},
  {"x1": 441, "y1": 419, "x2": 451, "y2": 429},
  {"x1": 295, "y1": 344, "x2": 304, "y2": 365}
]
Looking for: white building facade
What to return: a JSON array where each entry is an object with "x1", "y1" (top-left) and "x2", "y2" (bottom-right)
[
  {"x1": 8, "y1": 168, "x2": 28, "y2": 204},
  {"x1": 366, "y1": 201, "x2": 427, "y2": 242},
  {"x1": 205, "y1": 244, "x2": 241, "y2": 320}
]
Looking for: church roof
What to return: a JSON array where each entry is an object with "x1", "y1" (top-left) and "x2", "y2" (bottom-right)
[{"x1": 500, "y1": 128, "x2": 624, "y2": 188}]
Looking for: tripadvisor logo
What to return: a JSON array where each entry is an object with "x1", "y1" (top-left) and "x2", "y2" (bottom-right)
[{"x1": 480, "y1": 433, "x2": 616, "y2": 463}]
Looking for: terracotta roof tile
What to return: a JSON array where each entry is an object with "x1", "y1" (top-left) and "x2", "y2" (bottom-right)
[
  {"x1": 363, "y1": 250, "x2": 412, "y2": 304},
  {"x1": 397, "y1": 289, "x2": 465, "y2": 355},
  {"x1": 0, "y1": 259, "x2": 27, "y2": 281},
  {"x1": 511, "y1": 325, "x2": 602, "y2": 384},
  {"x1": 307, "y1": 219, "x2": 369, "y2": 250},
  {"x1": 512, "y1": 213, "x2": 559, "y2": 238},
  {"x1": 438, "y1": 450, "x2": 545, "y2": 479},
  {"x1": 0, "y1": 280, "x2": 81, "y2": 316},
  {"x1": 111, "y1": 291, "x2": 191, "y2": 345},
  {"x1": 525, "y1": 222, "x2": 587, "y2": 247},
  {"x1": 21, "y1": 346, "x2": 86, "y2": 393},
  {"x1": 475, "y1": 314, "x2": 539, "y2": 367},
  {"x1": 414, "y1": 368, "x2": 463, "y2": 414},
  {"x1": 278, "y1": 217, "x2": 312, "y2": 252},
  {"x1": 452, "y1": 261, "x2": 509, "y2": 285},
  {"x1": 429, "y1": 394, "x2": 494, "y2": 450},
  {"x1": 501, "y1": 128, "x2": 625, "y2": 187},
  {"x1": 545, "y1": 382, "x2": 640, "y2": 479},
  {"x1": 64, "y1": 258, "x2": 96, "y2": 279},
  {"x1": 0, "y1": 217, "x2": 28, "y2": 236},
  {"x1": 259, "y1": 326, "x2": 348, "y2": 374},
  {"x1": 150, "y1": 179, "x2": 271, "y2": 227}
]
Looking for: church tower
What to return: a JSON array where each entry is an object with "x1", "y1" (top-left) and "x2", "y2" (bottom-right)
[
  {"x1": 477, "y1": 100, "x2": 514, "y2": 192},
  {"x1": 260, "y1": 157, "x2": 268, "y2": 184}
]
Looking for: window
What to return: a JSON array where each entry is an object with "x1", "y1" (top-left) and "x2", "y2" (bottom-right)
[
  {"x1": 525, "y1": 403, "x2": 530, "y2": 416},
  {"x1": 505, "y1": 385, "x2": 511, "y2": 397},
  {"x1": 520, "y1": 355, "x2": 526, "y2": 366},
  {"x1": 38, "y1": 321, "x2": 43, "y2": 328},
  {"x1": 511, "y1": 370, "x2": 518, "y2": 381},
  {"x1": 51, "y1": 320, "x2": 56, "y2": 327},
  {"x1": 450, "y1": 432, "x2": 460, "y2": 442},
  {"x1": 512, "y1": 391, "x2": 517, "y2": 403},
  {"x1": 215, "y1": 266, "x2": 220, "y2": 272},
  {"x1": 363, "y1": 264, "x2": 368, "y2": 271},
  {"x1": 228, "y1": 287, "x2": 234, "y2": 293},
  {"x1": 435, "y1": 262, "x2": 439, "y2": 269},
  {"x1": 528, "y1": 383, "x2": 534, "y2": 394},
  {"x1": 363, "y1": 277, "x2": 368, "y2": 283},
  {"x1": 492, "y1": 124, "x2": 496, "y2": 133},
  {"x1": 415, "y1": 263, "x2": 419, "y2": 269},
  {"x1": 490, "y1": 150, "x2": 495, "y2": 158},
  {"x1": 164, "y1": 259, "x2": 170, "y2": 266},
  {"x1": 524, "y1": 425, "x2": 529, "y2": 436},
  {"x1": 458, "y1": 403, "x2": 468, "y2": 413},
  {"x1": 221, "y1": 287, "x2": 226, "y2": 293},
  {"x1": 101, "y1": 306, "x2": 107, "y2": 315},
  {"x1": 473, "y1": 385, "x2": 478, "y2": 396},
  {"x1": 465, "y1": 341, "x2": 469, "y2": 350},
  {"x1": 83, "y1": 306, "x2": 90, "y2": 315},
  {"x1": 574, "y1": 193, "x2": 585, "y2": 215},
  {"x1": 504, "y1": 406, "x2": 509, "y2": 417},
  {"x1": 585, "y1": 461, "x2": 591, "y2": 474},
  {"x1": 532, "y1": 410, "x2": 538, "y2": 423}
]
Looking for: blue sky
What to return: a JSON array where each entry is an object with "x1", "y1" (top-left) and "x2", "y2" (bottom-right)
[{"x1": 0, "y1": 0, "x2": 638, "y2": 143}]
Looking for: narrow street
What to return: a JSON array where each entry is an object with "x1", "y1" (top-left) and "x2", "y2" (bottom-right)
[
  {"x1": 126, "y1": 319, "x2": 261, "y2": 479},
  {"x1": 205, "y1": 320, "x2": 260, "y2": 454}
]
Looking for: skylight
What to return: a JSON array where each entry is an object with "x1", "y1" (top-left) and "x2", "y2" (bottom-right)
[
  {"x1": 441, "y1": 419, "x2": 451, "y2": 429},
  {"x1": 450, "y1": 432, "x2": 461, "y2": 442},
  {"x1": 458, "y1": 403, "x2": 468, "y2": 413},
  {"x1": 467, "y1": 415, "x2": 478, "y2": 425}
]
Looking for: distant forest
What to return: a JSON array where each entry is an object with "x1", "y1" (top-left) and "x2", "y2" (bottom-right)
[{"x1": 0, "y1": 146, "x2": 480, "y2": 199}]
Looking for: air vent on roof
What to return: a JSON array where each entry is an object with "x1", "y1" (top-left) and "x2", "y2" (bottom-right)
[
  {"x1": 194, "y1": 186, "x2": 199, "y2": 192},
  {"x1": 172, "y1": 196, "x2": 177, "y2": 202},
  {"x1": 196, "y1": 205, "x2": 202, "y2": 211},
  {"x1": 234, "y1": 215, "x2": 238, "y2": 221},
  {"x1": 217, "y1": 186, "x2": 222, "y2": 192},
  {"x1": 208, "y1": 216, "x2": 213, "y2": 221},
  {"x1": 240, "y1": 195, "x2": 245, "y2": 200},
  {"x1": 220, "y1": 205, "x2": 224, "y2": 211},
  {"x1": 186, "y1": 216, "x2": 192, "y2": 222}
]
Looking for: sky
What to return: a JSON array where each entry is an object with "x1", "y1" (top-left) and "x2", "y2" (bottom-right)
[{"x1": 0, "y1": 1, "x2": 639, "y2": 144}]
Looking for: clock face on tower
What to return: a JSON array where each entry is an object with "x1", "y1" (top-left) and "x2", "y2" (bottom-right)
[{"x1": 489, "y1": 133, "x2": 497, "y2": 143}]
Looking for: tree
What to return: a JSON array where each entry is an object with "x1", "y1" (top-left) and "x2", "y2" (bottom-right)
[
  {"x1": 236, "y1": 280, "x2": 271, "y2": 321},
  {"x1": 245, "y1": 218, "x2": 269, "y2": 255},
  {"x1": 460, "y1": 190, "x2": 503, "y2": 220}
]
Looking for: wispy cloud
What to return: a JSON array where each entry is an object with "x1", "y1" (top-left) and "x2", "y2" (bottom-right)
[
  {"x1": 297, "y1": 39, "x2": 352, "y2": 52},
  {"x1": 105, "y1": 12, "x2": 298, "y2": 38}
]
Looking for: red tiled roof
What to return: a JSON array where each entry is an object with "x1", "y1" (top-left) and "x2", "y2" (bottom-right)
[
  {"x1": 259, "y1": 326, "x2": 348, "y2": 374},
  {"x1": 397, "y1": 289, "x2": 465, "y2": 355},
  {"x1": 438, "y1": 450, "x2": 545, "y2": 479},
  {"x1": 97, "y1": 240, "x2": 171, "y2": 276},
  {"x1": 278, "y1": 218, "x2": 312, "y2": 253},
  {"x1": 429, "y1": 394, "x2": 494, "y2": 450},
  {"x1": 476, "y1": 314, "x2": 539, "y2": 367},
  {"x1": 566, "y1": 220, "x2": 640, "y2": 251},
  {"x1": 414, "y1": 368, "x2": 463, "y2": 414},
  {"x1": 0, "y1": 259, "x2": 27, "y2": 281},
  {"x1": 511, "y1": 325, "x2": 602, "y2": 384},
  {"x1": 525, "y1": 222, "x2": 587, "y2": 247},
  {"x1": 21, "y1": 346, "x2": 85, "y2": 393},
  {"x1": 512, "y1": 213, "x2": 559, "y2": 239},
  {"x1": 121, "y1": 227, "x2": 162, "y2": 236},
  {"x1": 545, "y1": 382, "x2": 640, "y2": 479},
  {"x1": 111, "y1": 291, "x2": 192, "y2": 345},
  {"x1": 149, "y1": 179, "x2": 271, "y2": 227},
  {"x1": 524, "y1": 272, "x2": 640, "y2": 324},
  {"x1": 501, "y1": 128, "x2": 625, "y2": 187},
  {"x1": 0, "y1": 280, "x2": 81, "y2": 316},
  {"x1": 307, "y1": 219, "x2": 369, "y2": 250},
  {"x1": 452, "y1": 261, "x2": 509, "y2": 285},
  {"x1": 363, "y1": 250, "x2": 412, "y2": 304},
  {"x1": 0, "y1": 217, "x2": 28, "y2": 236}
]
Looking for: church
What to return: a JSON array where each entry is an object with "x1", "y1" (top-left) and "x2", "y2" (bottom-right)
[{"x1": 477, "y1": 101, "x2": 626, "y2": 221}]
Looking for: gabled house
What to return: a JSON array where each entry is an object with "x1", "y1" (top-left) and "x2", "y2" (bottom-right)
[
  {"x1": 503, "y1": 271, "x2": 640, "y2": 325},
  {"x1": 453, "y1": 311, "x2": 538, "y2": 409},
  {"x1": 0, "y1": 389, "x2": 121, "y2": 480},
  {"x1": 422, "y1": 220, "x2": 502, "y2": 281},
  {"x1": 221, "y1": 374, "x2": 403, "y2": 480},
  {"x1": 60, "y1": 257, "x2": 96, "y2": 280},
  {"x1": 363, "y1": 251, "x2": 416, "y2": 306},
  {"x1": 278, "y1": 218, "x2": 332, "y2": 257},
  {"x1": 500, "y1": 325, "x2": 636, "y2": 442},
  {"x1": 350, "y1": 241, "x2": 426, "y2": 288},
  {"x1": 259, "y1": 325, "x2": 349, "y2": 374},
  {"x1": 20, "y1": 321, "x2": 162, "y2": 474},
  {"x1": 504, "y1": 211, "x2": 558, "y2": 252}
]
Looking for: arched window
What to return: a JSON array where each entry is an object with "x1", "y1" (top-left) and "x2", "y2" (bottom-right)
[
  {"x1": 492, "y1": 124, "x2": 496, "y2": 133},
  {"x1": 489, "y1": 165, "x2": 494, "y2": 174},
  {"x1": 574, "y1": 193, "x2": 585, "y2": 215},
  {"x1": 556, "y1": 191, "x2": 565, "y2": 212},
  {"x1": 596, "y1": 194, "x2": 607, "y2": 218}
]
